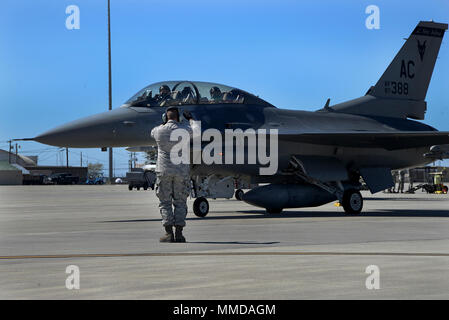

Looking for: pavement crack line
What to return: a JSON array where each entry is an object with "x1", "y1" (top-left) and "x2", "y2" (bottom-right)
[{"x1": 1, "y1": 251, "x2": 449, "y2": 260}]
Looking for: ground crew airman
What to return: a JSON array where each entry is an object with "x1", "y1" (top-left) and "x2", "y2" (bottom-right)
[{"x1": 150, "y1": 107, "x2": 196, "y2": 243}]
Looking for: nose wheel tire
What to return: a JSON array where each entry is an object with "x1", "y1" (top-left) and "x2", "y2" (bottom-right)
[
  {"x1": 193, "y1": 197, "x2": 209, "y2": 217},
  {"x1": 342, "y1": 189, "x2": 363, "y2": 215},
  {"x1": 235, "y1": 189, "x2": 244, "y2": 201}
]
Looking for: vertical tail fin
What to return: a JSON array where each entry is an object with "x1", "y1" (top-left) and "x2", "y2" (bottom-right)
[
  {"x1": 370, "y1": 21, "x2": 447, "y2": 101},
  {"x1": 331, "y1": 21, "x2": 447, "y2": 120}
]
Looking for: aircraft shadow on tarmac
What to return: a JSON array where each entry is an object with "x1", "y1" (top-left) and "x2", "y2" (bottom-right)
[
  {"x1": 235, "y1": 209, "x2": 449, "y2": 218},
  {"x1": 100, "y1": 208, "x2": 449, "y2": 224},
  {"x1": 364, "y1": 196, "x2": 448, "y2": 201},
  {"x1": 185, "y1": 241, "x2": 280, "y2": 245}
]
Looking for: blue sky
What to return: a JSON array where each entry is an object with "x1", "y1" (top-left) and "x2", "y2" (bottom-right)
[{"x1": 1, "y1": 0, "x2": 448, "y2": 175}]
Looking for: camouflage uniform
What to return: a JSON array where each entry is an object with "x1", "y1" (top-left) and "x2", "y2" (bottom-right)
[
  {"x1": 155, "y1": 174, "x2": 190, "y2": 226},
  {"x1": 150, "y1": 119, "x2": 194, "y2": 227}
]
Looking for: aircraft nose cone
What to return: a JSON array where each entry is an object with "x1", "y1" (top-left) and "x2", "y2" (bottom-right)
[
  {"x1": 34, "y1": 125, "x2": 93, "y2": 147},
  {"x1": 34, "y1": 108, "x2": 153, "y2": 148},
  {"x1": 34, "y1": 113, "x2": 114, "y2": 147}
]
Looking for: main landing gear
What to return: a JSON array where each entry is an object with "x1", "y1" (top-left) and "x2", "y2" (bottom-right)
[
  {"x1": 235, "y1": 189, "x2": 244, "y2": 201},
  {"x1": 264, "y1": 189, "x2": 364, "y2": 215},
  {"x1": 288, "y1": 156, "x2": 364, "y2": 215}
]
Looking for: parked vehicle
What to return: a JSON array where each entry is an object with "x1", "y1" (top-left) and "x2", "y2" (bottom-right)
[
  {"x1": 22, "y1": 174, "x2": 46, "y2": 185},
  {"x1": 126, "y1": 168, "x2": 156, "y2": 191},
  {"x1": 85, "y1": 175, "x2": 105, "y2": 185},
  {"x1": 44, "y1": 173, "x2": 80, "y2": 185}
]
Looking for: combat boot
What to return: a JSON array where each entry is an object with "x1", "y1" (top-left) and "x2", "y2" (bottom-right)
[
  {"x1": 175, "y1": 226, "x2": 186, "y2": 243},
  {"x1": 160, "y1": 226, "x2": 174, "y2": 243}
]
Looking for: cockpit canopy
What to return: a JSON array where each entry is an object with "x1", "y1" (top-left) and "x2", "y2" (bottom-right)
[{"x1": 124, "y1": 81, "x2": 274, "y2": 108}]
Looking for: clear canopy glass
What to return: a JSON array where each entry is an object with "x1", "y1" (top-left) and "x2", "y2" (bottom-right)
[{"x1": 124, "y1": 81, "x2": 272, "y2": 108}]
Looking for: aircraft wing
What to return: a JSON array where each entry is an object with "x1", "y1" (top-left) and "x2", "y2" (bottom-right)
[{"x1": 278, "y1": 131, "x2": 449, "y2": 150}]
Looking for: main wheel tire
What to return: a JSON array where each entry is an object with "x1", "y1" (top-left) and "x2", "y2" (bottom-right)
[
  {"x1": 128, "y1": 185, "x2": 133, "y2": 191},
  {"x1": 266, "y1": 207, "x2": 283, "y2": 214},
  {"x1": 193, "y1": 197, "x2": 209, "y2": 217},
  {"x1": 342, "y1": 189, "x2": 363, "y2": 215},
  {"x1": 235, "y1": 189, "x2": 244, "y2": 201}
]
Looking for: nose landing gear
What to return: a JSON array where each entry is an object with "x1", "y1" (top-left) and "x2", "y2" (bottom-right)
[
  {"x1": 342, "y1": 189, "x2": 363, "y2": 215},
  {"x1": 193, "y1": 197, "x2": 209, "y2": 217}
]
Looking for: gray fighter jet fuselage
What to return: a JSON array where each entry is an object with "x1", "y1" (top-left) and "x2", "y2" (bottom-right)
[{"x1": 32, "y1": 98, "x2": 438, "y2": 174}]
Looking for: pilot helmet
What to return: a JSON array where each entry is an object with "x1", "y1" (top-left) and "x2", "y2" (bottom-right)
[
  {"x1": 159, "y1": 85, "x2": 170, "y2": 96},
  {"x1": 210, "y1": 86, "x2": 221, "y2": 94},
  {"x1": 210, "y1": 86, "x2": 221, "y2": 99},
  {"x1": 181, "y1": 86, "x2": 192, "y2": 95}
]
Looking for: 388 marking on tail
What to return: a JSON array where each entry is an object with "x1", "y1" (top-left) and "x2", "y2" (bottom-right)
[{"x1": 384, "y1": 81, "x2": 409, "y2": 95}]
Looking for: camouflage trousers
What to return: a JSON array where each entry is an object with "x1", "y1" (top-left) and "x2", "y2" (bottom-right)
[{"x1": 155, "y1": 173, "x2": 190, "y2": 227}]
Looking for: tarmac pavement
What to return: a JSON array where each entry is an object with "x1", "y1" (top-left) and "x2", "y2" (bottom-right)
[{"x1": 0, "y1": 185, "x2": 448, "y2": 299}]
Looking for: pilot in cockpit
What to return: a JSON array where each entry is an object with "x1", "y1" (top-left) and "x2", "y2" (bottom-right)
[
  {"x1": 181, "y1": 86, "x2": 195, "y2": 104},
  {"x1": 223, "y1": 88, "x2": 244, "y2": 103},
  {"x1": 156, "y1": 85, "x2": 172, "y2": 106},
  {"x1": 210, "y1": 86, "x2": 223, "y2": 103}
]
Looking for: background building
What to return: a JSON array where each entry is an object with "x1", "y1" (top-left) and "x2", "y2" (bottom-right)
[
  {"x1": 0, "y1": 149, "x2": 88, "y2": 185},
  {"x1": 0, "y1": 161, "x2": 22, "y2": 185}
]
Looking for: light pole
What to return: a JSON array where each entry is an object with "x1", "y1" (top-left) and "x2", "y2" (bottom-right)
[
  {"x1": 107, "y1": 0, "x2": 113, "y2": 182},
  {"x1": 8, "y1": 140, "x2": 12, "y2": 164}
]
